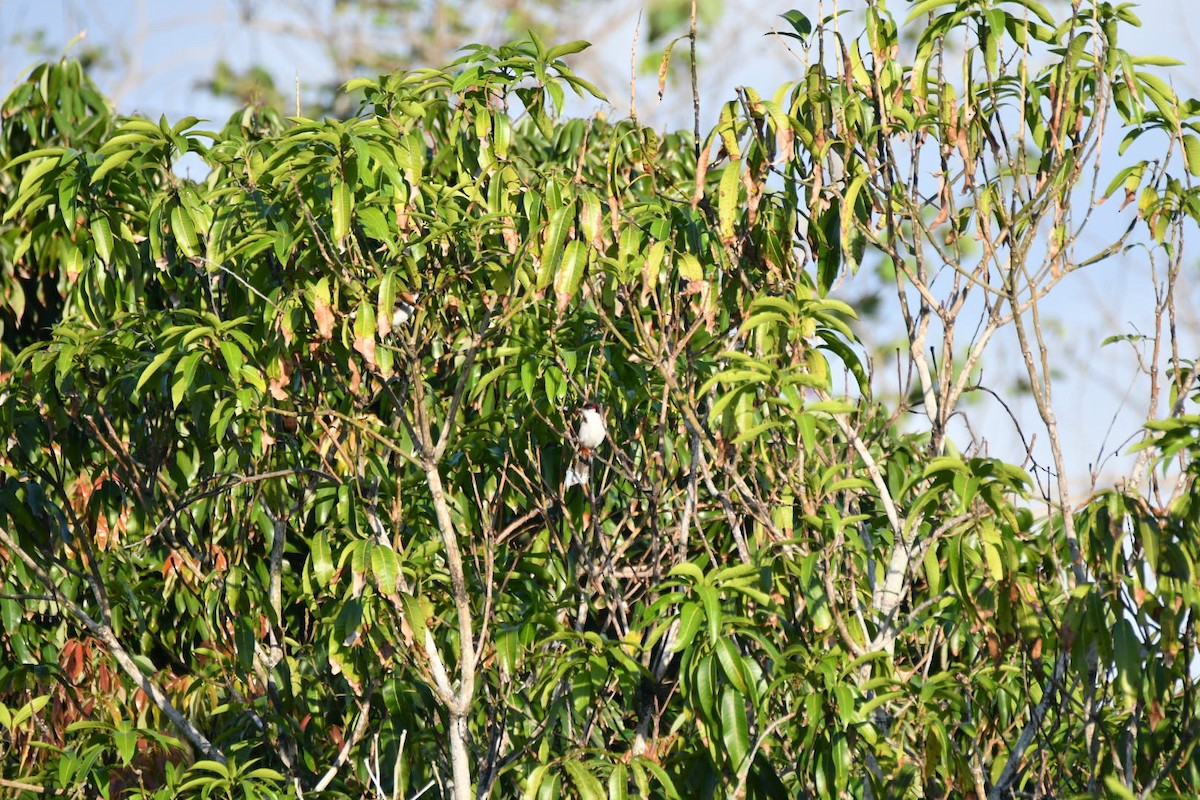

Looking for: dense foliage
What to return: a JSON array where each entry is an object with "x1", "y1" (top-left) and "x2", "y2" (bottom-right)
[{"x1": 2, "y1": 2, "x2": 1199, "y2": 798}]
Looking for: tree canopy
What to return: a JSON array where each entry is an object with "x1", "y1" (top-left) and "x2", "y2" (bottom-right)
[{"x1": 2, "y1": 2, "x2": 1199, "y2": 798}]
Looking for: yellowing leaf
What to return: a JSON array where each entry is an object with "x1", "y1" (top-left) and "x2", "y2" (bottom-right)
[
  {"x1": 376, "y1": 271, "x2": 396, "y2": 338},
  {"x1": 311, "y1": 279, "x2": 335, "y2": 340},
  {"x1": 1183, "y1": 134, "x2": 1200, "y2": 176},
  {"x1": 678, "y1": 253, "x2": 703, "y2": 282},
  {"x1": 554, "y1": 240, "x2": 588, "y2": 312},
  {"x1": 537, "y1": 198, "x2": 574, "y2": 290},
  {"x1": 718, "y1": 162, "x2": 741, "y2": 243},
  {"x1": 353, "y1": 299, "x2": 377, "y2": 367},
  {"x1": 579, "y1": 189, "x2": 604, "y2": 249},
  {"x1": 332, "y1": 179, "x2": 352, "y2": 244},
  {"x1": 642, "y1": 240, "x2": 667, "y2": 298}
]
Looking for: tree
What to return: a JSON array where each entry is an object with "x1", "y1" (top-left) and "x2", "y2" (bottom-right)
[
  {"x1": 4, "y1": 0, "x2": 722, "y2": 120},
  {"x1": 2, "y1": 2, "x2": 1199, "y2": 798}
]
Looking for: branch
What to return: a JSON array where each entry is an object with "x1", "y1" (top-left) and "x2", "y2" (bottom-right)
[
  {"x1": 823, "y1": 529, "x2": 866, "y2": 658},
  {"x1": 832, "y1": 410, "x2": 902, "y2": 537},
  {"x1": 422, "y1": 462, "x2": 476, "y2": 800},
  {"x1": 1006, "y1": 279, "x2": 1086, "y2": 584},
  {"x1": 677, "y1": 430, "x2": 701, "y2": 562},
  {"x1": 0, "y1": 525, "x2": 224, "y2": 763},
  {"x1": 987, "y1": 650, "x2": 1068, "y2": 800},
  {"x1": 0, "y1": 778, "x2": 45, "y2": 794},
  {"x1": 312, "y1": 695, "x2": 373, "y2": 792},
  {"x1": 688, "y1": 0, "x2": 700, "y2": 156},
  {"x1": 433, "y1": 307, "x2": 493, "y2": 461},
  {"x1": 149, "y1": 468, "x2": 337, "y2": 543},
  {"x1": 694, "y1": 447, "x2": 751, "y2": 564},
  {"x1": 1139, "y1": 720, "x2": 1199, "y2": 798}
]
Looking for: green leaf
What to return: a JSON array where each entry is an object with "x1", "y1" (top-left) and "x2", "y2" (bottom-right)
[
  {"x1": 718, "y1": 162, "x2": 741, "y2": 242},
  {"x1": 717, "y1": 101, "x2": 741, "y2": 160},
  {"x1": 333, "y1": 598, "x2": 363, "y2": 648},
  {"x1": 715, "y1": 638, "x2": 748, "y2": 694},
  {"x1": 114, "y1": 722, "x2": 137, "y2": 766},
  {"x1": 218, "y1": 340, "x2": 244, "y2": 377},
  {"x1": 171, "y1": 202, "x2": 200, "y2": 258},
  {"x1": 668, "y1": 562, "x2": 705, "y2": 583},
  {"x1": 643, "y1": 239, "x2": 666, "y2": 289},
  {"x1": 234, "y1": 616, "x2": 255, "y2": 672},
  {"x1": 312, "y1": 532, "x2": 334, "y2": 589},
  {"x1": 371, "y1": 545, "x2": 399, "y2": 594},
  {"x1": 98, "y1": 132, "x2": 155, "y2": 154},
  {"x1": 563, "y1": 761, "x2": 604, "y2": 800},
  {"x1": 353, "y1": 298, "x2": 377, "y2": 365},
  {"x1": 135, "y1": 350, "x2": 175, "y2": 396},
  {"x1": 677, "y1": 252, "x2": 703, "y2": 282},
  {"x1": 805, "y1": 399, "x2": 855, "y2": 415},
  {"x1": 692, "y1": 653, "x2": 718, "y2": 723},
  {"x1": 1130, "y1": 55, "x2": 1184, "y2": 67},
  {"x1": 2, "y1": 146, "x2": 66, "y2": 171},
  {"x1": 700, "y1": 366, "x2": 770, "y2": 392},
  {"x1": 5, "y1": 155, "x2": 63, "y2": 221},
  {"x1": 1010, "y1": 0, "x2": 1062, "y2": 28},
  {"x1": 1136, "y1": 70, "x2": 1180, "y2": 128},
  {"x1": 698, "y1": 584, "x2": 722, "y2": 643},
  {"x1": 632, "y1": 758, "x2": 680, "y2": 799},
  {"x1": 1102, "y1": 775, "x2": 1138, "y2": 800},
  {"x1": 90, "y1": 216, "x2": 114, "y2": 265},
  {"x1": 171, "y1": 351, "x2": 202, "y2": 409},
  {"x1": 351, "y1": 539, "x2": 370, "y2": 590},
  {"x1": 0, "y1": 598, "x2": 21, "y2": 635},
  {"x1": 904, "y1": 0, "x2": 958, "y2": 23},
  {"x1": 579, "y1": 189, "x2": 604, "y2": 249},
  {"x1": 554, "y1": 239, "x2": 588, "y2": 312},
  {"x1": 401, "y1": 593, "x2": 432, "y2": 644},
  {"x1": 1114, "y1": 618, "x2": 1142, "y2": 703},
  {"x1": 524, "y1": 764, "x2": 551, "y2": 800},
  {"x1": 924, "y1": 547, "x2": 942, "y2": 596},
  {"x1": 981, "y1": 522, "x2": 1004, "y2": 581},
  {"x1": 537, "y1": 197, "x2": 574, "y2": 290},
  {"x1": 546, "y1": 40, "x2": 592, "y2": 60},
  {"x1": 670, "y1": 602, "x2": 703, "y2": 652},
  {"x1": 719, "y1": 686, "x2": 750, "y2": 770},
  {"x1": 778, "y1": 10, "x2": 813, "y2": 41},
  {"x1": 608, "y1": 762, "x2": 629, "y2": 800},
  {"x1": 357, "y1": 206, "x2": 390, "y2": 245},
  {"x1": 377, "y1": 271, "x2": 397, "y2": 336},
  {"x1": 171, "y1": 115, "x2": 201, "y2": 135},
  {"x1": 91, "y1": 149, "x2": 137, "y2": 184}
]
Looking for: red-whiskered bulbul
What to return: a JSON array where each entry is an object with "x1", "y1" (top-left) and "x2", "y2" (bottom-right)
[{"x1": 564, "y1": 401, "x2": 606, "y2": 488}]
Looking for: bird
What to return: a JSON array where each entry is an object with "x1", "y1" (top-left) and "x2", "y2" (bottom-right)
[
  {"x1": 564, "y1": 401, "x2": 606, "y2": 489},
  {"x1": 391, "y1": 291, "x2": 418, "y2": 328}
]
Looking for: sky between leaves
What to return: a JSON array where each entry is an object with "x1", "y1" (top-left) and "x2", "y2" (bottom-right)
[{"x1": 2, "y1": 0, "x2": 1199, "y2": 487}]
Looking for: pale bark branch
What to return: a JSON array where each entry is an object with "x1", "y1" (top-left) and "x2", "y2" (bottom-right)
[
  {"x1": 987, "y1": 651, "x2": 1068, "y2": 800},
  {"x1": 422, "y1": 462, "x2": 476, "y2": 800},
  {"x1": 312, "y1": 696, "x2": 373, "y2": 792},
  {"x1": 0, "y1": 525, "x2": 224, "y2": 763}
]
